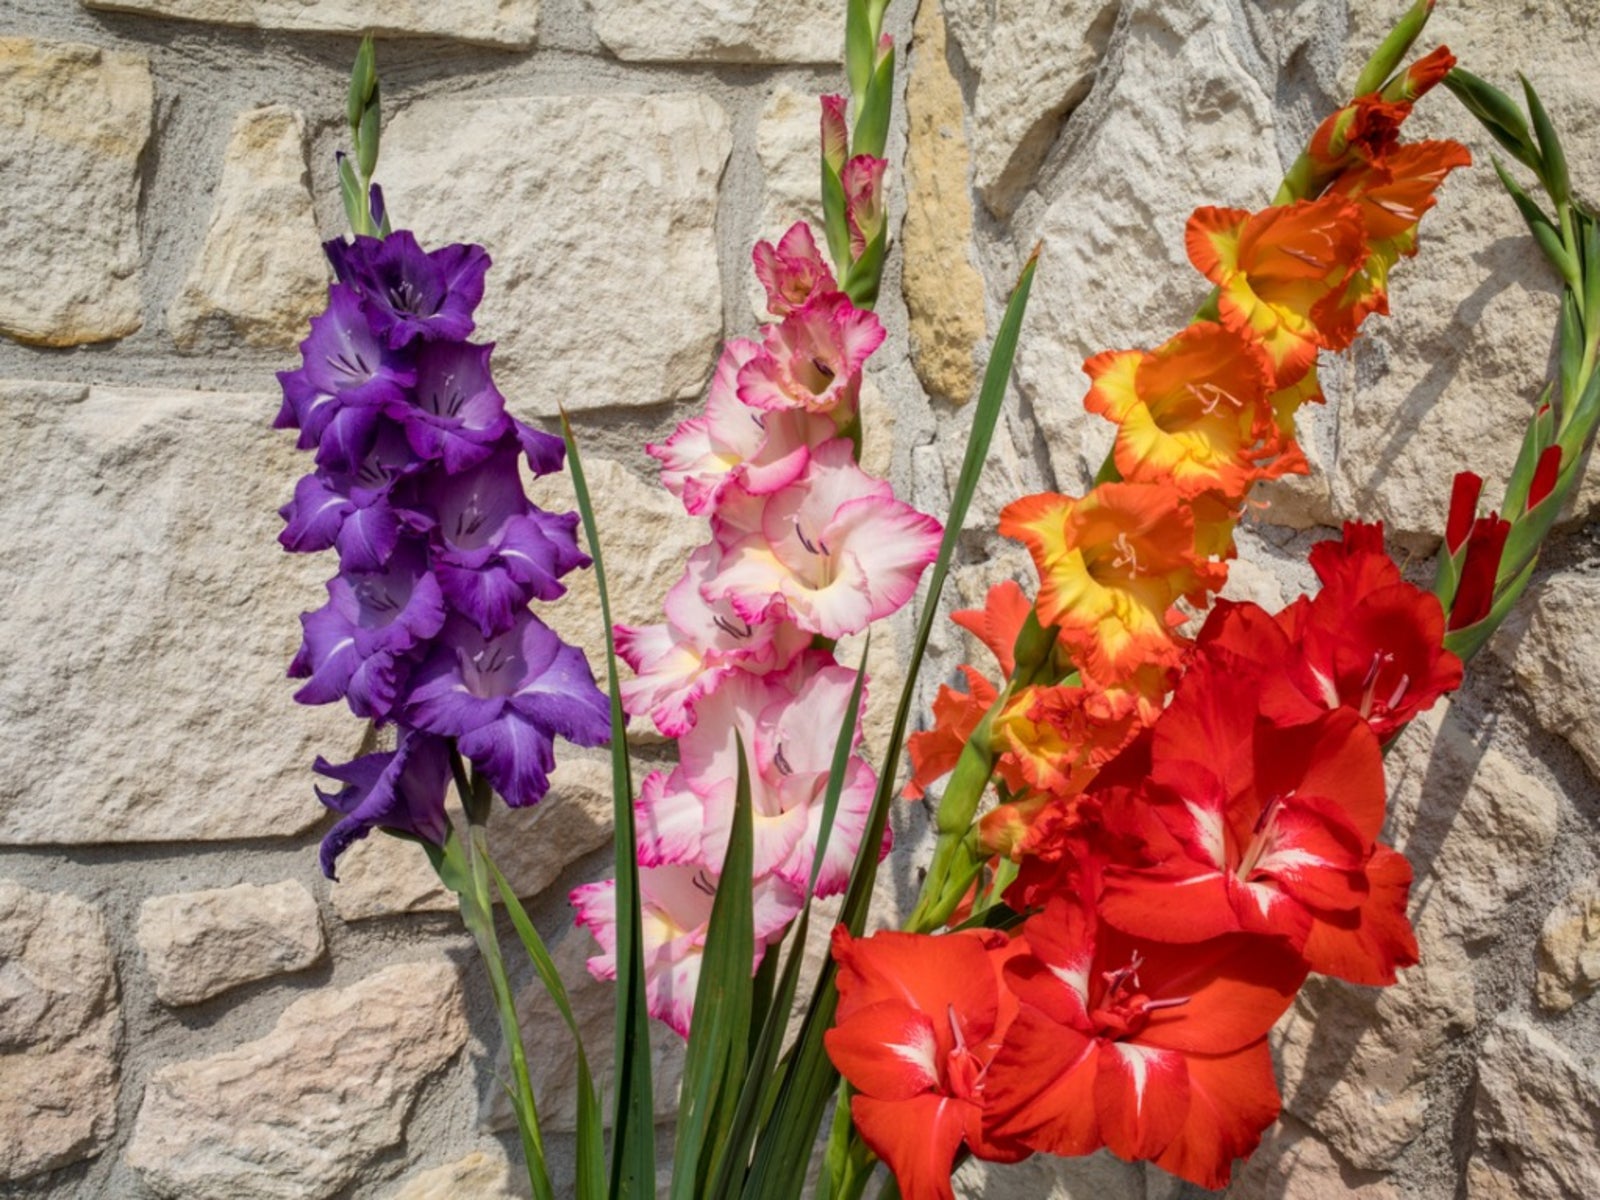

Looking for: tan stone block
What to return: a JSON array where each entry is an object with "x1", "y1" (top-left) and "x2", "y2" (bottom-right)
[
  {"x1": 1535, "y1": 875, "x2": 1600, "y2": 1013},
  {"x1": 81, "y1": 0, "x2": 538, "y2": 47},
  {"x1": 590, "y1": 0, "x2": 840, "y2": 63}
]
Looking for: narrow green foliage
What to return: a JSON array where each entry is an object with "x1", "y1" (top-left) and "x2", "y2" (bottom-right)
[
  {"x1": 851, "y1": 47, "x2": 895, "y2": 160},
  {"x1": 559, "y1": 411, "x2": 656, "y2": 1199},
  {"x1": 1499, "y1": 385, "x2": 1553, "y2": 522},
  {"x1": 822, "y1": 163, "x2": 852, "y2": 277},
  {"x1": 672, "y1": 738, "x2": 756, "y2": 1200},
  {"x1": 1521, "y1": 75, "x2": 1571, "y2": 206},
  {"x1": 1444, "y1": 554, "x2": 1538, "y2": 661},
  {"x1": 842, "y1": 227, "x2": 888, "y2": 309},
  {"x1": 843, "y1": 0, "x2": 874, "y2": 101},
  {"x1": 1351, "y1": 0, "x2": 1434, "y2": 97},
  {"x1": 1444, "y1": 69, "x2": 1541, "y2": 173}
]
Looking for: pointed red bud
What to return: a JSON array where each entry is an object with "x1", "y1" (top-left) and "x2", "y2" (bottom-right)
[
  {"x1": 1528, "y1": 444, "x2": 1562, "y2": 511},
  {"x1": 1448, "y1": 513, "x2": 1511, "y2": 631},
  {"x1": 1445, "y1": 471, "x2": 1482, "y2": 555}
]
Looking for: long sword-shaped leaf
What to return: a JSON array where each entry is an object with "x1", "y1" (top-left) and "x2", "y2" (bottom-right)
[
  {"x1": 488, "y1": 859, "x2": 606, "y2": 1200},
  {"x1": 672, "y1": 736, "x2": 756, "y2": 1199},
  {"x1": 741, "y1": 249, "x2": 1040, "y2": 1200},
  {"x1": 559, "y1": 410, "x2": 655, "y2": 1198}
]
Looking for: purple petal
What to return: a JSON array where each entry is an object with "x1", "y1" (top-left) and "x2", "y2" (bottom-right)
[
  {"x1": 279, "y1": 472, "x2": 352, "y2": 555},
  {"x1": 457, "y1": 714, "x2": 556, "y2": 808},
  {"x1": 314, "y1": 730, "x2": 452, "y2": 878}
]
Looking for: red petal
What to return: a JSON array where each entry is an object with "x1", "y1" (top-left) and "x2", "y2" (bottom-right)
[
  {"x1": 1095, "y1": 1041, "x2": 1190, "y2": 1163},
  {"x1": 824, "y1": 1000, "x2": 941, "y2": 1100},
  {"x1": 1300, "y1": 844, "x2": 1419, "y2": 985},
  {"x1": 982, "y1": 1008, "x2": 1101, "y2": 1156},
  {"x1": 850, "y1": 1093, "x2": 969, "y2": 1200},
  {"x1": 1152, "y1": 1039, "x2": 1282, "y2": 1190}
]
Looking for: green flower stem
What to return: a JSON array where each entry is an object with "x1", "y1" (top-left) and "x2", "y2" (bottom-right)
[{"x1": 821, "y1": 1088, "x2": 877, "y2": 1200}]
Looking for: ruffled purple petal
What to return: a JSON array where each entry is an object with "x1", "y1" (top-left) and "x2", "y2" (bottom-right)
[
  {"x1": 457, "y1": 713, "x2": 556, "y2": 808},
  {"x1": 324, "y1": 231, "x2": 490, "y2": 349},
  {"x1": 396, "y1": 341, "x2": 510, "y2": 474},
  {"x1": 279, "y1": 472, "x2": 352, "y2": 555},
  {"x1": 516, "y1": 419, "x2": 567, "y2": 477},
  {"x1": 314, "y1": 730, "x2": 451, "y2": 879},
  {"x1": 289, "y1": 601, "x2": 359, "y2": 705}
]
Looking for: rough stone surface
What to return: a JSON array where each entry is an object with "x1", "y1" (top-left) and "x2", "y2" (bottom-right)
[
  {"x1": 487, "y1": 932, "x2": 685, "y2": 1133},
  {"x1": 331, "y1": 756, "x2": 615, "y2": 922},
  {"x1": 168, "y1": 106, "x2": 326, "y2": 353},
  {"x1": 382, "y1": 94, "x2": 730, "y2": 417},
  {"x1": 942, "y1": 0, "x2": 1119, "y2": 214},
  {"x1": 388, "y1": 1147, "x2": 527, "y2": 1200},
  {"x1": 125, "y1": 960, "x2": 467, "y2": 1200},
  {"x1": 136, "y1": 880, "x2": 324, "y2": 1006},
  {"x1": 0, "y1": 37, "x2": 149, "y2": 347},
  {"x1": 1500, "y1": 572, "x2": 1600, "y2": 781},
  {"x1": 953, "y1": 1148, "x2": 1143, "y2": 1198},
  {"x1": 0, "y1": 382, "x2": 351, "y2": 844},
  {"x1": 1012, "y1": 0, "x2": 1281, "y2": 495},
  {"x1": 0, "y1": 881, "x2": 121, "y2": 1182},
  {"x1": 1469, "y1": 1017, "x2": 1600, "y2": 1200},
  {"x1": 1275, "y1": 911, "x2": 1475, "y2": 1170},
  {"x1": 751, "y1": 85, "x2": 826, "y2": 315},
  {"x1": 1383, "y1": 704, "x2": 1561, "y2": 942},
  {"x1": 902, "y1": 0, "x2": 987, "y2": 407},
  {"x1": 1228, "y1": 1116, "x2": 1401, "y2": 1200},
  {"x1": 81, "y1": 0, "x2": 539, "y2": 47},
  {"x1": 590, "y1": 0, "x2": 840, "y2": 63},
  {"x1": 1536, "y1": 875, "x2": 1600, "y2": 1014}
]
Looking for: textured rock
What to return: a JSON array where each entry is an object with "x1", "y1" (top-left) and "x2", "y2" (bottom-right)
[
  {"x1": 1469, "y1": 1017, "x2": 1600, "y2": 1200},
  {"x1": 942, "y1": 0, "x2": 1120, "y2": 214},
  {"x1": 1275, "y1": 911, "x2": 1475, "y2": 1169},
  {"x1": 332, "y1": 756, "x2": 615, "y2": 921},
  {"x1": 1228, "y1": 1116, "x2": 1400, "y2": 1200},
  {"x1": 590, "y1": 0, "x2": 840, "y2": 63},
  {"x1": 903, "y1": 0, "x2": 987, "y2": 407},
  {"x1": 136, "y1": 880, "x2": 324, "y2": 1006},
  {"x1": 751, "y1": 85, "x2": 826, "y2": 316},
  {"x1": 126, "y1": 960, "x2": 467, "y2": 1200},
  {"x1": 382, "y1": 94, "x2": 730, "y2": 416},
  {"x1": 1501, "y1": 572, "x2": 1600, "y2": 781},
  {"x1": 487, "y1": 932, "x2": 685, "y2": 1132},
  {"x1": 80, "y1": 0, "x2": 538, "y2": 47},
  {"x1": 168, "y1": 106, "x2": 326, "y2": 352},
  {"x1": 388, "y1": 1147, "x2": 526, "y2": 1200},
  {"x1": 1011, "y1": 0, "x2": 1281, "y2": 495},
  {"x1": 1536, "y1": 875, "x2": 1600, "y2": 1013},
  {"x1": 0, "y1": 881, "x2": 120, "y2": 1182},
  {"x1": 1330, "y1": 3, "x2": 1600, "y2": 539},
  {"x1": 0, "y1": 37, "x2": 149, "y2": 346},
  {"x1": 0, "y1": 382, "x2": 351, "y2": 844},
  {"x1": 953, "y1": 1148, "x2": 1143, "y2": 1198},
  {"x1": 1383, "y1": 704, "x2": 1560, "y2": 941}
]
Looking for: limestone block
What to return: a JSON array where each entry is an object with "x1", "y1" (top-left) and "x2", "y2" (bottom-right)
[
  {"x1": 332, "y1": 755, "x2": 615, "y2": 921},
  {"x1": 1331, "y1": 3, "x2": 1600, "y2": 538},
  {"x1": 80, "y1": 0, "x2": 538, "y2": 47},
  {"x1": 168, "y1": 106, "x2": 327, "y2": 352},
  {"x1": 750, "y1": 85, "x2": 826, "y2": 316},
  {"x1": 1500, "y1": 571, "x2": 1600, "y2": 780},
  {"x1": 486, "y1": 931, "x2": 685, "y2": 1133},
  {"x1": 0, "y1": 382, "x2": 354, "y2": 844},
  {"x1": 0, "y1": 37, "x2": 149, "y2": 346},
  {"x1": 1275, "y1": 911, "x2": 1475, "y2": 1169},
  {"x1": 953, "y1": 1149, "x2": 1144, "y2": 1198},
  {"x1": 381, "y1": 93, "x2": 730, "y2": 416},
  {"x1": 1010, "y1": 0, "x2": 1280, "y2": 496},
  {"x1": 137, "y1": 880, "x2": 325, "y2": 1006},
  {"x1": 903, "y1": 0, "x2": 987, "y2": 407},
  {"x1": 1469, "y1": 1017, "x2": 1600, "y2": 1200},
  {"x1": 1383, "y1": 704, "x2": 1560, "y2": 941},
  {"x1": 0, "y1": 881, "x2": 120, "y2": 1182},
  {"x1": 1228, "y1": 1116, "x2": 1400, "y2": 1200},
  {"x1": 590, "y1": 0, "x2": 840, "y2": 63},
  {"x1": 388, "y1": 1147, "x2": 527, "y2": 1200},
  {"x1": 941, "y1": 0, "x2": 1120, "y2": 214},
  {"x1": 126, "y1": 960, "x2": 467, "y2": 1200},
  {"x1": 1536, "y1": 875, "x2": 1600, "y2": 1013}
]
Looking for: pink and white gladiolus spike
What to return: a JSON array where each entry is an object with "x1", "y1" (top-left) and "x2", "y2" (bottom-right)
[
  {"x1": 648, "y1": 337, "x2": 838, "y2": 517},
  {"x1": 840, "y1": 155, "x2": 887, "y2": 260},
  {"x1": 571, "y1": 865, "x2": 803, "y2": 1038},
  {"x1": 615, "y1": 544, "x2": 810, "y2": 738},
  {"x1": 737, "y1": 292, "x2": 885, "y2": 416},
  {"x1": 752, "y1": 223, "x2": 838, "y2": 319},
  {"x1": 635, "y1": 656, "x2": 885, "y2": 897},
  {"x1": 707, "y1": 439, "x2": 943, "y2": 640}
]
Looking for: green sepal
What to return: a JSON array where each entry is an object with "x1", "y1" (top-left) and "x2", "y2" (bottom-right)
[
  {"x1": 356, "y1": 82, "x2": 381, "y2": 180},
  {"x1": 821, "y1": 161, "x2": 852, "y2": 278},
  {"x1": 851, "y1": 46, "x2": 895, "y2": 161},
  {"x1": 1442, "y1": 553, "x2": 1538, "y2": 662},
  {"x1": 671, "y1": 736, "x2": 756, "y2": 1200},
  {"x1": 1351, "y1": 0, "x2": 1434, "y2": 98},
  {"x1": 1559, "y1": 292, "x2": 1585, "y2": 416},
  {"x1": 337, "y1": 153, "x2": 368, "y2": 237},
  {"x1": 420, "y1": 825, "x2": 472, "y2": 896},
  {"x1": 347, "y1": 35, "x2": 376, "y2": 137},
  {"x1": 1580, "y1": 213, "x2": 1600, "y2": 334},
  {"x1": 1445, "y1": 69, "x2": 1541, "y2": 173},
  {"x1": 1499, "y1": 385, "x2": 1554, "y2": 523},
  {"x1": 1521, "y1": 75, "x2": 1571, "y2": 207},
  {"x1": 1490, "y1": 158, "x2": 1578, "y2": 286},
  {"x1": 559, "y1": 409, "x2": 656, "y2": 1199},
  {"x1": 844, "y1": 0, "x2": 873, "y2": 102},
  {"x1": 841, "y1": 225, "x2": 887, "y2": 309}
]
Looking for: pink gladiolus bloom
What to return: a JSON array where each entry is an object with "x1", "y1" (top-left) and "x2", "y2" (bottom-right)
[
  {"x1": 821, "y1": 94, "x2": 849, "y2": 173},
  {"x1": 841, "y1": 155, "x2": 888, "y2": 260},
  {"x1": 571, "y1": 864, "x2": 803, "y2": 1037},
  {"x1": 707, "y1": 440, "x2": 943, "y2": 639},
  {"x1": 649, "y1": 337, "x2": 837, "y2": 516},
  {"x1": 752, "y1": 223, "x2": 838, "y2": 318},
  {"x1": 737, "y1": 293, "x2": 886, "y2": 417},
  {"x1": 616, "y1": 544, "x2": 810, "y2": 737},
  {"x1": 635, "y1": 655, "x2": 883, "y2": 896}
]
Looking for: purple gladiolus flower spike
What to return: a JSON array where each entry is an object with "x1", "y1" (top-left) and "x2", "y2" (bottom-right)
[
  {"x1": 280, "y1": 422, "x2": 419, "y2": 569},
  {"x1": 395, "y1": 341, "x2": 512, "y2": 473},
  {"x1": 325, "y1": 231, "x2": 490, "y2": 349},
  {"x1": 315, "y1": 730, "x2": 452, "y2": 879},
  {"x1": 289, "y1": 539, "x2": 448, "y2": 718},
  {"x1": 405, "y1": 612, "x2": 610, "y2": 807}
]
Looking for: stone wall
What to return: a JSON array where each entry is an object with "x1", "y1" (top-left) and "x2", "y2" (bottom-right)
[{"x1": 2, "y1": 1, "x2": 1598, "y2": 1198}]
